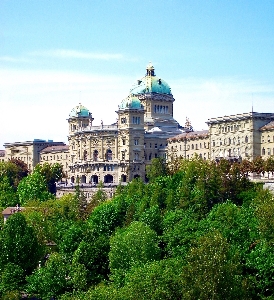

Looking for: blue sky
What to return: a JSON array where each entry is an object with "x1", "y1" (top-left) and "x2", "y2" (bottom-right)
[{"x1": 1, "y1": 0, "x2": 274, "y2": 147}]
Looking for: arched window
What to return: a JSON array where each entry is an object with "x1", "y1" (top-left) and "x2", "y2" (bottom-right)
[
  {"x1": 104, "y1": 174, "x2": 113, "y2": 183},
  {"x1": 91, "y1": 175, "x2": 98, "y2": 184},
  {"x1": 121, "y1": 174, "x2": 127, "y2": 182},
  {"x1": 106, "y1": 149, "x2": 112, "y2": 161}
]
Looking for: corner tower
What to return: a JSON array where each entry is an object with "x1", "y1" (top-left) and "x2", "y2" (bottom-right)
[{"x1": 117, "y1": 95, "x2": 145, "y2": 181}]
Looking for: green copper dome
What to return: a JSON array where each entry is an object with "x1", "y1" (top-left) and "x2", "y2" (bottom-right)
[
  {"x1": 69, "y1": 103, "x2": 90, "y2": 118},
  {"x1": 130, "y1": 63, "x2": 171, "y2": 95},
  {"x1": 119, "y1": 96, "x2": 143, "y2": 110}
]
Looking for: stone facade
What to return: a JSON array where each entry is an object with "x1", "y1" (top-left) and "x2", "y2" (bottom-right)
[
  {"x1": 67, "y1": 63, "x2": 183, "y2": 184},
  {"x1": 168, "y1": 112, "x2": 274, "y2": 163},
  {"x1": 207, "y1": 112, "x2": 274, "y2": 161},
  {"x1": 40, "y1": 145, "x2": 70, "y2": 177},
  {"x1": 168, "y1": 130, "x2": 210, "y2": 160},
  {"x1": 3, "y1": 140, "x2": 66, "y2": 171},
  {"x1": 260, "y1": 121, "x2": 274, "y2": 159}
]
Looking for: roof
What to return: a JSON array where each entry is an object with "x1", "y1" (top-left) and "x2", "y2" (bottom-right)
[
  {"x1": 40, "y1": 145, "x2": 69, "y2": 153},
  {"x1": 168, "y1": 130, "x2": 209, "y2": 142},
  {"x1": 69, "y1": 103, "x2": 90, "y2": 118},
  {"x1": 260, "y1": 120, "x2": 274, "y2": 131},
  {"x1": 119, "y1": 95, "x2": 143, "y2": 110},
  {"x1": 207, "y1": 112, "x2": 274, "y2": 124},
  {"x1": 129, "y1": 63, "x2": 171, "y2": 95},
  {"x1": 2, "y1": 207, "x2": 25, "y2": 215}
]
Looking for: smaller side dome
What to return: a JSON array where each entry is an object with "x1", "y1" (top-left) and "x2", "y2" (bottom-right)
[
  {"x1": 69, "y1": 103, "x2": 90, "y2": 118},
  {"x1": 119, "y1": 96, "x2": 143, "y2": 110}
]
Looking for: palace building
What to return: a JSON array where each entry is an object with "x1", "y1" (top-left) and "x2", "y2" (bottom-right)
[
  {"x1": 2, "y1": 63, "x2": 274, "y2": 194},
  {"x1": 67, "y1": 62, "x2": 183, "y2": 184}
]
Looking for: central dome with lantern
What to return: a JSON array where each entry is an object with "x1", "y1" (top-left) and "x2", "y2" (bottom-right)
[{"x1": 129, "y1": 62, "x2": 171, "y2": 95}]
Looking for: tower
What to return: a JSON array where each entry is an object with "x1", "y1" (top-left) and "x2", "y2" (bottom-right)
[
  {"x1": 129, "y1": 62, "x2": 178, "y2": 132},
  {"x1": 117, "y1": 95, "x2": 145, "y2": 181},
  {"x1": 67, "y1": 103, "x2": 94, "y2": 163}
]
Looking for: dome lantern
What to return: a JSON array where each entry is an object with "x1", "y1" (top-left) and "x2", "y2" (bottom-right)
[{"x1": 146, "y1": 62, "x2": 155, "y2": 76}]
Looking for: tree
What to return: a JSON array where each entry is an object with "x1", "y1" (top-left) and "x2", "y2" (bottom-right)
[
  {"x1": 27, "y1": 253, "x2": 87, "y2": 299},
  {"x1": 181, "y1": 231, "x2": 245, "y2": 299},
  {"x1": 251, "y1": 156, "x2": 265, "y2": 175},
  {"x1": 9, "y1": 159, "x2": 29, "y2": 186},
  {"x1": 162, "y1": 208, "x2": 202, "y2": 259},
  {"x1": 109, "y1": 221, "x2": 161, "y2": 286},
  {"x1": 88, "y1": 199, "x2": 126, "y2": 237},
  {"x1": 17, "y1": 171, "x2": 53, "y2": 204},
  {"x1": 0, "y1": 263, "x2": 25, "y2": 296},
  {"x1": 0, "y1": 213, "x2": 42, "y2": 275},
  {"x1": 121, "y1": 258, "x2": 184, "y2": 300},
  {"x1": 74, "y1": 182, "x2": 88, "y2": 220},
  {"x1": 0, "y1": 176, "x2": 18, "y2": 207},
  {"x1": 265, "y1": 156, "x2": 274, "y2": 178},
  {"x1": 0, "y1": 160, "x2": 28, "y2": 189},
  {"x1": 146, "y1": 157, "x2": 167, "y2": 182},
  {"x1": 253, "y1": 189, "x2": 274, "y2": 244},
  {"x1": 34, "y1": 162, "x2": 64, "y2": 194},
  {"x1": 246, "y1": 241, "x2": 274, "y2": 298},
  {"x1": 59, "y1": 223, "x2": 86, "y2": 262},
  {"x1": 72, "y1": 232, "x2": 110, "y2": 285},
  {"x1": 86, "y1": 181, "x2": 108, "y2": 216},
  {"x1": 204, "y1": 201, "x2": 259, "y2": 259}
]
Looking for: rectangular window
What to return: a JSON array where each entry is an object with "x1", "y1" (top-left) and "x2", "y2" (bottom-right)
[
  {"x1": 134, "y1": 139, "x2": 139, "y2": 145},
  {"x1": 132, "y1": 116, "x2": 140, "y2": 124}
]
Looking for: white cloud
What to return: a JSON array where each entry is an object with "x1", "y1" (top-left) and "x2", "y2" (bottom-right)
[
  {"x1": 29, "y1": 49, "x2": 124, "y2": 60},
  {"x1": 0, "y1": 69, "x2": 133, "y2": 148},
  {"x1": 170, "y1": 77, "x2": 274, "y2": 130},
  {"x1": 0, "y1": 56, "x2": 32, "y2": 63}
]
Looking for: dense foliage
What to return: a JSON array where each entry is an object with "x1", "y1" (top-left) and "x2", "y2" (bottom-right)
[{"x1": 0, "y1": 157, "x2": 274, "y2": 299}]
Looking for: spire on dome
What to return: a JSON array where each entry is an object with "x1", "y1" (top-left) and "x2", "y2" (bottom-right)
[{"x1": 146, "y1": 62, "x2": 155, "y2": 76}]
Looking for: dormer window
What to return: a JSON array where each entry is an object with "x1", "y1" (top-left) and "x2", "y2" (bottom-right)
[{"x1": 158, "y1": 79, "x2": 162, "y2": 85}]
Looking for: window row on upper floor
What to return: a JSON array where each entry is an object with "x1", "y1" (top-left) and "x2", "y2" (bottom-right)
[
  {"x1": 261, "y1": 135, "x2": 274, "y2": 143},
  {"x1": 171, "y1": 141, "x2": 209, "y2": 151},
  {"x1": 218, "y1": 123, "x2": 247, "y2": 133},
  {"x1": 212, "y1": 136, "x2": 249, "y2": 147},
  {"x1": 41, "y1": 154, "x2": 69, "y2": 161},
  {"x1": 154, "y1": 105, "x2": 169, "y2": 114}
]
